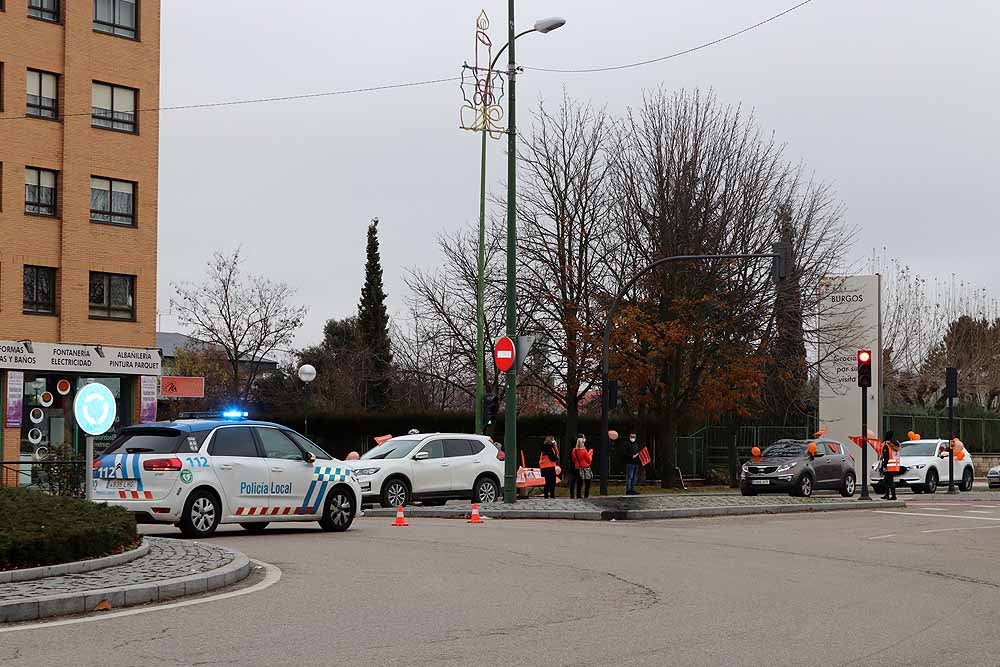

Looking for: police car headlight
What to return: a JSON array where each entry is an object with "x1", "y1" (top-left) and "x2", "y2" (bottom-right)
[
  {"x1": 911, "y1": 464, "x2": 926, "y2": 469},
  {"x1": 353, "y1": 467, "x2": 380, "y2": 476},
  {"x1": 776, "y1": 462, "x2": 797, "y2": 473}
]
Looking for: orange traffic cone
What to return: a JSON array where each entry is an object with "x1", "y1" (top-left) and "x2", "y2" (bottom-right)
[
  {"x1": 392, "y1": 504, "x2": 409, "y2": 527},
  {"x1": 468, "y1": 503, "x2": 485, "y2": 524}
]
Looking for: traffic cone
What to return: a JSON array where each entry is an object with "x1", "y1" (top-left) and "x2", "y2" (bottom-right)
[
  {"x1": 468, "y1": 503, "x2": 485, "y2": 524},
  {"x1": 392, "y1": 504, "x2": 409, "y2": 527}
]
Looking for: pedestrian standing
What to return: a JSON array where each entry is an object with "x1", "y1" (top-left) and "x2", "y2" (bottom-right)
[
  {"x1": 539, "y1": 436, "x2": 559, "y2": 499},
  {"x1": 569, "y1": 434, "x2": 593, "y2": 499},
  {"x1": 881, "y1": 430, "x2": 899, "y2": 500},
  {"x1": 625, "y1": 431, "x2": 642, "y2": 495}
]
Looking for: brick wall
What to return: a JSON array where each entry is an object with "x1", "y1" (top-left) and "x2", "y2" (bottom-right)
[{"x1": 0, "y1": 0, "x2": 160, "y2": 349}]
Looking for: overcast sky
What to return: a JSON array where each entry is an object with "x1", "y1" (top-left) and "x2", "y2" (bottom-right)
[{"x1": 157, "y1": 0, "x2": 999, "y2": 346}]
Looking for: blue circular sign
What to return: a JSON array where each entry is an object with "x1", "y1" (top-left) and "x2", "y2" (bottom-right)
[{"x1": 73, "y1": 383, "x2": 117, "y2": 436}]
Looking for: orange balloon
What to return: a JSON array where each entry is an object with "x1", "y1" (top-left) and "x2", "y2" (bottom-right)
[
  {"x1": 806, "y1": 442, "x2": 817, "y2": 456},
  {"x1": 608, "y1": 430, "x2": 619, "y2": 441},
  {"x1": 910, "y1": 432, "x2": 921, "y2": 441},
  {"x1": 751, "y1": 446, "x2": 761, "y2": 458},
  {"x1": 956, "y1": 450, "x2": 966, "y2": 461},
  {"x1": 346, "y1": 451, "x2": 360, "y2": 461},
  {"x1": 906, "y1": 431, "x2": 915, "y2": 440}
]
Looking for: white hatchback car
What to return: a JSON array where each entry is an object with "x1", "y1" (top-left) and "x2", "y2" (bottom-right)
[
  {"x1": 91, "y1": 418, "x2": 362, "y2": 537},
  {"x1": 871, "y1": 438, "x2": 975, "y2": 494},
  {"x1": 346, "y1": 433, "x2": 505, "y2": 507}
]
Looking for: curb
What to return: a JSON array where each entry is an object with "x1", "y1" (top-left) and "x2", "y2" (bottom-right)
[
  {"x1": 0, "y1": 539, "x2": 151, "y2": 585},
  {"x1": 364, "y1": 499, "x2": 906, "y2": 522},
  {"x1": 1, "y1": 545, "x2": 252, "y2": 624}
]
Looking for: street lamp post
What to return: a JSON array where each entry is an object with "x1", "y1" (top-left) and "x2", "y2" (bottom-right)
[
  {"x1": 298, "y1": 364, "x2": 317, "y2": 436},
  {"x1": 473, "y1": 14, "x2": 565, "y2": 438}
]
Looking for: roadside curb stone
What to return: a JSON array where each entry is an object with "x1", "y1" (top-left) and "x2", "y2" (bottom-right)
[
  {"x1": 363, "y1": 496, "x2": 906, "y2": 521},
  {"x1": 0, "y1": 539, "x2": 151, "y2": 585},
  {"x1": 1, "y1": 537, "x2": 251, "y2": 624}
]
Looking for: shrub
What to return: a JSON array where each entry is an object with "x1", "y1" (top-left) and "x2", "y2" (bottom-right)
[{"x1": 0, "y1": 487, "x2": 138, "y2": 570}]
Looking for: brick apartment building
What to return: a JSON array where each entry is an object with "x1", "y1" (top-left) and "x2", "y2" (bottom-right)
[{"x1": 0, "y1": 0, "x2": 161, "y2": 486}]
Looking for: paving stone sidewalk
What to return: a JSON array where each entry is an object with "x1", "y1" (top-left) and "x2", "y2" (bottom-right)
[
  {"x1": 365, "y1": 493, "x2": 906, "y2": 521},
  {"x1": 1, "y1": 537, "x2": 250, "y2": 623}
]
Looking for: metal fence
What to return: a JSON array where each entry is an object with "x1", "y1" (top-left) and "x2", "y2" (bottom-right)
[
  {"x1": 1, "y1": 459, "x2": 87, "y2": 496},
  {"x1": 673, "y1": 415, "x2": 1000, "y2": 479}
]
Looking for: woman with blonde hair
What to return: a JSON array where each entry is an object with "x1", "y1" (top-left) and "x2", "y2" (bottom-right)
[{"x1": 570, "y1": 434, "x2": 593, "y2": 499}]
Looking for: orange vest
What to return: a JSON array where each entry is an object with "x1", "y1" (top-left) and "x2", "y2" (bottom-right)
[{"x1": 885, "y1": 444, "x2": 900, "y2": 473}]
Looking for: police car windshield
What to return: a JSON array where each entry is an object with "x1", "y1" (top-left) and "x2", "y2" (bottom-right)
[
  {"x1": 361, "y1": 439, "x2": 421, "y2": 460},
  {"x1": 900, "y1": 441, "x2": 937, "y2": 457},
  {"x1": 762, "y1": 441, "x2": 807, "y2": 458},
  {"x1": 104, "y1": 429, "x2": 186, "y2": 455}
]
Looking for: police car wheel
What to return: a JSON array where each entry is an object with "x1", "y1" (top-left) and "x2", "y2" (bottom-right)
[
  {"x1": 240, "y1": 522, "x2": 269, "y2": 533},
  {"x1": 380, "y1": 479, "x2": 410, "y2": 508},
  {"x1": 319, "y1": 488, "x2": 355, "y2": 532},
  {"x1": 180, "y1": 490, "x2": 220, "y2": 538}
]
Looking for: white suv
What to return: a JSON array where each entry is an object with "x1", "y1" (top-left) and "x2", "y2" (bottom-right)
[
  {"x1": 346, "y1": 433, "x2": 504, "y2": 507},
  {"x1": 871, "y1": 438, "x2": 975, "y2": 494}
]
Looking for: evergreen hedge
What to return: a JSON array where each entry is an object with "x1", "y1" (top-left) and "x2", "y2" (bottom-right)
[{"x1": 0, "y1": 487, "x2": 138, "y2": 570}]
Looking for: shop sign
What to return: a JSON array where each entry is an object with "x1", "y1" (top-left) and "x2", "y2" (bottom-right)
[
  {"x1": 5, "y1": 371, "x2": 24, "y2": 428},
  {"x1": 140, "y1": 376, "x2": 159, "y2": 423},
  {"x1": 0, "y1": 341, "x2": 161, "y2": 376},
  {"x1": 159, "y1": 376, "x2": 206, "y2": 398}
]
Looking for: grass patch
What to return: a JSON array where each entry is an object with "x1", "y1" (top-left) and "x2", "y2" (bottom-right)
[{"x1": 0, "y1": 487, "x2": 138, "y2": 571}]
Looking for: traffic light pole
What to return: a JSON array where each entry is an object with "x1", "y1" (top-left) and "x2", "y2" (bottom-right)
[
  {"x1": 859, "y1": 385, "x2": 871, "y2": 501},
  {"x1": 947, "y1": 394, "x2": 957, "y2": 494},
  {"x1": 599, "y1": 250, "x2": 787, "y2": 495}
]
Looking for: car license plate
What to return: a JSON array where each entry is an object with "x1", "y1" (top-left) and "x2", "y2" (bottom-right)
[
  {"x1": 107, "y1": 479, "x2": 136, "y2": 490},
  {"x1": 751, "y1": 479, "x2": 770, "y2": 485}
]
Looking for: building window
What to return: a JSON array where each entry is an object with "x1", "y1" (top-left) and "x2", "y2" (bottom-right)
[
  {"x1": 27, "y1": 69, "x2": 58, "y2": 119},
  {"x1": 92, "y1": 82, "x2": 136, "y2": 132},
  {"x1": 25, "y1": 167, "x2": 57, "y2": 216},
  {"x1": 28, "y1": 0, "x2": 58, "y2": 22},
  {"x1": 89, "y1": 272, "x2": 135, "y2": 320},
  {"x1": 90, "y1": 177, "x2": 135, "y2": 226},
  {"x1": 23, "y1": 266, "x2": 56, "y2": 314},
  {"x1": 94, "y1": 0, "x2": 137, "y2": 39}
]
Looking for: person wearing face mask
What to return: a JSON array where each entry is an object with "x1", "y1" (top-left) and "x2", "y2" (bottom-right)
[{"x1": 625, "y1": 432, "x2": 642, "y2": 495}]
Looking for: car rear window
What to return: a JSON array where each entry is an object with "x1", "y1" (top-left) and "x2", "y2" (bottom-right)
[
  {"x1": 444, "y1": 439, "x2": 473, "y2": 457},
  {"x1": 104, "y1": 428, "x2": 190, "y2": 455}
]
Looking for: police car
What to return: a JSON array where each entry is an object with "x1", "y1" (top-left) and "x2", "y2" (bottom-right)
[{"x1": 91, "y1": 414, "x2": 361, "y2": 538}]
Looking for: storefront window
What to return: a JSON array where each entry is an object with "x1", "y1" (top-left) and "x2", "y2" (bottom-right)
[{"x1": 19, "y1": 373, "x2": 133, "y2": 460}]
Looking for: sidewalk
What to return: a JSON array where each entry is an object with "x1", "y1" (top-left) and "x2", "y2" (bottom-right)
[
  {"x1": 364, "y1": 493, "x2": 906, "y2": 521},
  {"x1": 1, "y1": 537, "x2": 250, "y2": 623}
]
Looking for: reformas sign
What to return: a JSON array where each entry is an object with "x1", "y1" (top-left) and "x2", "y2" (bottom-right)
[{"x1": 0, "y1": 340, "x2": 161, "y2": 376}]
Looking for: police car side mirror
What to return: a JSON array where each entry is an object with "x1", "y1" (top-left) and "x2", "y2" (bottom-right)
[
  {"x1": 414, "y1": 451, "x2": 430, "y2": 461},
  {"x1": 305, "y1": 452, "x2": 317, "y2": 464}
]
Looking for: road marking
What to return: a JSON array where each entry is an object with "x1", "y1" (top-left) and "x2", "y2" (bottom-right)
[
  {"x1": 0, "y1": 560, "x2": 281, "y2": 634},
  {"x1": 868, "y1": 534, "x2": 896, "y2": 540},
  {"x1": 965, "y1": 510, "x2": 994, "y2": 514},
  {"x1": 873, "y1": 510, "x2": 1000, "y2": 522},
  {"x1": 922, "y1": 525, "x2": 1000, "y2": 534}
]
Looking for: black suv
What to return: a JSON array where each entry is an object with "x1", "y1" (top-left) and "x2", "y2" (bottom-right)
[{"x1": 740, "y1": 439, "x2": 856, "y2": 498}]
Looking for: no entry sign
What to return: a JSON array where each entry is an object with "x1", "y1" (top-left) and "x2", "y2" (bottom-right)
[{"x1": 494, "y1": 336, "x2": 515, "y2": 373}]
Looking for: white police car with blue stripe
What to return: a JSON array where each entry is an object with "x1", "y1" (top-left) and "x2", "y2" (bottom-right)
[{"x1": 91, "y1": 414, "x2": 361, "y2": 537}]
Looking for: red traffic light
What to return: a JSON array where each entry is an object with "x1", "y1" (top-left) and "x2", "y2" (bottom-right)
[{"x1": 857, "y1": 348, "x2": 872, "y2": 388}]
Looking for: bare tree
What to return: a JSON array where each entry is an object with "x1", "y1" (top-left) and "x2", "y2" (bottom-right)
[
  {"x1": 608, "y1": 88, "x2": 852, "y2": 484},
  {"x1": 516, "y1": 94, "x2": 615, "y2": 448},
  {"x1": 172, "y1": 249, "x2": 307, "y2": 402}
]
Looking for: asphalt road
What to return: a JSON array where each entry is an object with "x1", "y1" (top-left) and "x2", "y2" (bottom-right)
[{"x1": 5, "y1": 501, "x2": 1000, "y2": 666}]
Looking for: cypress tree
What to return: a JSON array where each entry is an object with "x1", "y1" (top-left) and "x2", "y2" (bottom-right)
[{"x1": 357, "y1": 218, "x2": 393, "y2": 409}]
